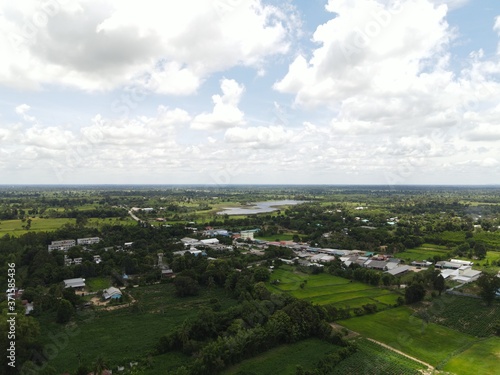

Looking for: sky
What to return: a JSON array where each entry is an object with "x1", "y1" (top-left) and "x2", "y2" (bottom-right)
[{"x1": 0, "y1": 0, "x2": 500, "y2": 185}]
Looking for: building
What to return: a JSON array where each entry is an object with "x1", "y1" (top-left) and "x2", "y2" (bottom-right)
[
  {"x1": 48, "y1": 239, "x2": 76, "y2": 252},
  {"x1": 102, "y1": 287, "x2": 122, "y2": 300},
  {"x1": 240, "y1": 230, "x2": 255, "y2": 240},
  {"x1": 200, "y1": 238, "x2": 219, "y2": 245},
  {"x1": 63, "y1": 278, "x2": 86, "y2": 289},
  {"x1": 386, "y1": 265, "x2": 411, "y2": 276},
  {"x1": 77, "y1": 237, "x2": 100, "y2": 245},
  {"x1": 435, "y1": 261, "x2": 462, "y2": 270}
]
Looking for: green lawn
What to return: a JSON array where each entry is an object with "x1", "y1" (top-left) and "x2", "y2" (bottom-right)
[
  {"x1": 268, "y1": 268, "x2": 402, "y2": 311},
  {"x1": 86, "y1": 277, "x2": 112, "y2": 292},
  {"x1": 396, "y1": 244, "x2": 450, "y2": 262},
  {"x1": 442, "y1": 337, "x2": 500, "y2": 375},
  {"x1": 222, "y1": 338, "x2": 342, "y2": 375},
  {"x1": 255, "y1": 233, "x2": 297, "y2": 241},
  {"x1": 0, "y1": 217, "x2": 75, "y2": 236},
  {"x1": 37, "y1": 285, "x2": 237, "y2": 374},
  {"x1": 338, "y1": 307, "x2": 477, "y2": 366}
]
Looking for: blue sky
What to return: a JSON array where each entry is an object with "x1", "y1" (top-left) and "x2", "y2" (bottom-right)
[{"x1": 0, "y1": 0, "x2": 499, "y2": 185}]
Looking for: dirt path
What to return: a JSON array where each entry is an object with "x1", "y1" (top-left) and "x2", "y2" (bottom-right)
[
  {"x1": 365, "y1": 338, "x2": 435, "y2": 373},
  {"x1": 331, "y1": 323, "x2": 436, "y2": 373}
]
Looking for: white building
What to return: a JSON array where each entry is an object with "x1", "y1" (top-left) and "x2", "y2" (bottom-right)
[
  {"x1": 77, "y1": 237, "x2": 100, "y2": 245},
  {"x1": 63, "y1": 278, "x2": 86, "y2": 289},
  {"x1": 240, "y1": 230, "x2": 255, "y2": 240},
  {"x1": 48, "y1": 239, "x2": 76, "y2": 252}
]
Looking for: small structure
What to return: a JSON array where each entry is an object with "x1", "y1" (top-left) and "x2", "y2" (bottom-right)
[
  {"x1": 102, "y1": 287, "x2": 122, "y2": 300},
  {"x1": 63, "y1": 278, "x2": 86, "y2": 289}
]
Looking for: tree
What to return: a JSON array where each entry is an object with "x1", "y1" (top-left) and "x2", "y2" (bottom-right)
[
  {"x1": 433, "y1": 275, "x2": 446, "y2": 295},
  {"x1": 56, "y1": 299, "x2": 74, "y2": 323},
  {"x1": 405, "y1": 283, "x2": 426, "y2": 304},
  {"x1": 173, "y1": 276, "x2": 199, "y2": 297},
  {"x1": 477, "y1": 273, "x2": 500, "y2": 306},
  {"x1": 253, "y1": 267, "x2": 271, "y2": 282}
]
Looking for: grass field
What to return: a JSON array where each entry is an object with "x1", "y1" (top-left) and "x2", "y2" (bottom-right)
[
  {"x1": 396, "y1": 244, "x2": 450, "y2": 262},
  {"x1": 441, "y1": 337, "x2": 500, "y2": 375},
  {"x1": 0, "y1": 216, "x2": 136, "y2": 237},
  {"x1": 86, "y1": 277, "x2": 112, "y2": 292},
  {"x1": 222, "y1": 338, "x2": 342, "y2": 375},
  {"x1": 255, "y1": 233, "x2": 297, "y2": 241},
  {"x1": 268, "y1": 268, "x2": 401, "y2": 311},
  {"x1": 338, "y1": 307, "x2": 477, "y2": 366},
  {"x1": 38, "y1": 284, "x2": 237, "y2": 374},
  {"x1": 0, "y1": 217, "x2": 75, "y2": 236}
]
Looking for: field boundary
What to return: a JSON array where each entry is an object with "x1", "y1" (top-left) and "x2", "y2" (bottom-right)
[{"x1": 365, "y1": 338, "x2": 435, "y2": 373}]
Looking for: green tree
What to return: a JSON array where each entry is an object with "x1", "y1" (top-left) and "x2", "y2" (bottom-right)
[
  {"x1": 56, "y1": 299, "x2": 74, "y2": 323},
  {"x1": 477, "y1": 273, "x2": 500, "y2": 306},
  {"x1": 173, "y1": 276, "x2": 199, "y2": 297},
  {"x1": 433, "y1": 275, "x2": 446, "y2": 295},
  {"x1": 405, "y1": 283, "x2": 426, "y2": 304}
]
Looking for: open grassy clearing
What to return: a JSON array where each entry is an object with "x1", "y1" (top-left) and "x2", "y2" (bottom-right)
[
  {"x1": 222, "y1": 338, "x2": 342, "y2": 375},
  {"x1": 396, "y1": 244, "x2": 450, "y2": 262},
  {"x1": 86, "y1": 277, "x2": 112, "y2": 292},
  {"x1": 38, "y1": 285, "x2": 236, "y2": 374},
  {"x1": 441, "y1": 337, "x2": 500, "y2": 375},
  {"x1": 338, "y1": 307, "x2": 477, "y2": 366},
  {"x1": 0, "y1": 217, "x2": 75, "y2": 236},
  {"x1": 268, "y1": 268, "x2": 402, "y2": 310},
  {"x1": 255, "y1": 233, "x2": 297, "y2": 241}
]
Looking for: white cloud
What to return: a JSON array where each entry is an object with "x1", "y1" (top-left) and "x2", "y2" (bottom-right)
[
  {"x1": 224, "y1": 125, "x2": 294, "y2": 148},
  {"x1": 0, "y1": 0, "x2": 294, "y2": 93},
  {"x1": 191, "y1": 79, "x2": 246, "y2": 130}
]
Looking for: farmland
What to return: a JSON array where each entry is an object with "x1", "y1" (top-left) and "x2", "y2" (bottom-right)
[
  {"x1": 267, "y1": 268, "x2": 402, "y2": 311},
  {"x1": 338, "y1": 306, "x2": 477, "y2": 366},
  {"x1": 396, "y1": 243, "x2": 451, "y2": 262},
  {"x1": 37, "y1": 284, "x2": 237, "y2": 374},
  {"x1": 415, "y1": 295, "x2": 500, "y2": 337},
  {"x1": 332, "y1": 338, "x2": 426, "y2": 375},
  {"x1": 222, "y1": 338, "x2": 343, "y2": 375}
]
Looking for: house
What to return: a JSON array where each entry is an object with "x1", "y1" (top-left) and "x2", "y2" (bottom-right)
[
  {"x1": 161, "y1": 269, "x2": 175, "y2": 278},
  {"x1": 102, "y1": 287, "x2": 122, "y2": 300},
  {"x1": 411, "y1": 260, "x2": 433, "y2": 268},
  {"x1": 93, "y1": 255, "x2": 102, "y2": 264},
  {"x1": 181, "y1": 237, "x2": 200, "y2": 247},
  {"x1": 453, "y1": 267, "x2": 482, "y2": 283},
  {"x1": 364, "y1": 260, "x2": 388, "y2": 270},
  {"x1": 450, "y1": 259, "x2": 473, "y2": 266},
  {"x1": 435, "y1": 261, "x2": 461, "y2": 270},
  {"x1": 240, "y1": 230, "x2": 255, "y2": 240},
  {"x1": 63, "y1": 278, "x2": 86, "y2": 289}
]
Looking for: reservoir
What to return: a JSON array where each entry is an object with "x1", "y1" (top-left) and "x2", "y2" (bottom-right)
[{"x1": 217, "y1": 200, "x2": 305, "y2": 215}]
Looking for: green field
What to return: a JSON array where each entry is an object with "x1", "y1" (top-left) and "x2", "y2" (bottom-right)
[
  {"x1": 268, "y1": 268, "x2": 401, "y2": 311},
  {"x1": 86, "y1": 277, "x2": 112, "y2": 292},
  {"x1": 0, "y1": 217, "x2": 75, "y2": 236},
  {"x1": 222, "y1": 338, "x2": 342, "y2": 375},
  {"x1": 442, "y1": 337, "x2": 500, "y2": 375},
  {"x1": 38, "y1": 284, "x2": 237, "y2": 373},
  {"x1": 415, "y1": 295, "x2": 500, "y2": 337},
  {"x1": 396, "y1": 244, "x2": 450, "y2": 262},
  {"x1": 255, "y1": 233, "x2": 297, "y2": 241},
  {"x1": 338, "y1": 307, "x2": 477, "y2": 366}
]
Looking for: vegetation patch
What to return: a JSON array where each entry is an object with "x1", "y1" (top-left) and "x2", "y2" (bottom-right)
[
  {"x1": 222, "y1": 338, "x2": 343, "y2": 375},
  {"x1": 338, "y1": 307, "x2": 477, "y2": 366}
]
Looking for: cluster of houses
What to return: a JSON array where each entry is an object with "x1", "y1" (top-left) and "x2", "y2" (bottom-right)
[{"x1": 64, "y1": 255, "x2": 102, "y2": 266}]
